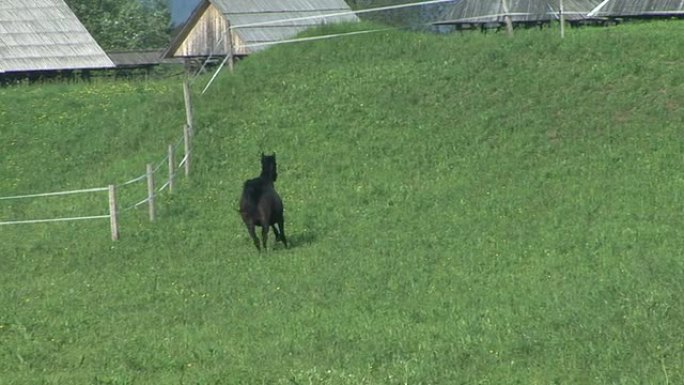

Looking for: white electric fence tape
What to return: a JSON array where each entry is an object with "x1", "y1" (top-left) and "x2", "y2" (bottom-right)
[
  {"x1": 0, "y1": 186, "x2": 108, "y2": 201},
  {"x1": 0, "y1": 215, "x2": 110, "y2": 226}
]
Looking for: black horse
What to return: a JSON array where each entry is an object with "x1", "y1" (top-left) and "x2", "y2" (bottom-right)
[{"x1": 239, "y1": 153, "x2": 288, "y2": 251}]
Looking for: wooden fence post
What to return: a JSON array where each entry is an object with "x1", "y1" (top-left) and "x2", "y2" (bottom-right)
[
  {"x1": 108, "y1": 185, "x2": 119, "y2": 241},
  {"x1": 226, "y1": 21, "x2": 235, "y2": 73},
  {"x1": 502, "y1": 0, "x2": 514, "y2": 37},
  {"x1": 183, "y1": 124, "x2": 192, "y2": 178},
  {"x1": 183, "y1": 79, "x2": 193, "y2": 131},
  {"x1": 559, "y1": 0, "x2": 566, "y2": 39},
  {"x1": 168, "y1": 144, "x2": 175, "y2": 193},
  {"x1": 147, "y1": 164, "x2": 156, "y2": 222}
]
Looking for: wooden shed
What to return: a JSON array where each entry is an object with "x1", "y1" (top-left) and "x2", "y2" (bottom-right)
[
  {"x1": 0, "y1": 0, "x2": 114, "y2": 74},
  {"x1": 163, "y1": 0, "x2": 359, "y2": 59}
]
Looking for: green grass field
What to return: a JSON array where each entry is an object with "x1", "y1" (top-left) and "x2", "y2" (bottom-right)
[{"x1": 1, "y1": 21, "x2": 683, "y2": 384}]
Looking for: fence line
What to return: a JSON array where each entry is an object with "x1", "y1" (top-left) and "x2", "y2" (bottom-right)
[
  {"x1": 120, "y1": 173, "x2": 148, "y2": 187},
  {"x1": 242, "y1": 27, "x2": 398, "y2": 50},
  {"x1": 201, "y1": 16, "x2": 458, "y2": 93},
  {"x1": 0, "y1": 186, "x2": 109, "y2": 201},
  {"x1": 1, "y1": 80, "x2": 195, "y2": 240},
  {"x1": 0, "y1": 141, "x2": 184, "y2": 207},
  {"x1": 115, "y1": 151, "x2": 189, "y2": 215},
  {"x1": 193, "y1": 0, "x2": 460, "y2": 84},
  {"x1": 229, "y1": 0, "x2": 457, "y2": 30},
  {"x1": 0, "y1": 215, "x2": 110, "y2": 226},
  {"x1": 0, "y1": 139, "x2": 183, "y2": 198}
]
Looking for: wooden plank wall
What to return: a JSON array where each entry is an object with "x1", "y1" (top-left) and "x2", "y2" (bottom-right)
[{"x1": 174, "y1": 5, "x2": 233, "y2": 57}]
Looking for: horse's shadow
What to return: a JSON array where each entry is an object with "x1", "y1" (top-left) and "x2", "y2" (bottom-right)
[
  {"x1": 261, "y1": 230, "x2": 316, "y2": 251},
  {"x1": 286, "y1": 231, "x2": 317, "y2": 249}
]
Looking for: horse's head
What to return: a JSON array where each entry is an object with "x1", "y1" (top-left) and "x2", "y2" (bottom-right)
[{"x1": 260, "y1": 152, "x2": 278, "y2": 181}]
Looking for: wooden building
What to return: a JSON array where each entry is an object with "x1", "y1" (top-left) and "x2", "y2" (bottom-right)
[
  {"x1": 105, "y1": 49, "x2": 184, "y2": 77},
  {"x1": 163, "y1": 0, "x2": 359, "y2": 60},
  {"x1": 436, "y1": 0, "x2": 603, "y2": 29},
  {"x1": 0, "y1": 0, "x2": 114, "y2": 75}
]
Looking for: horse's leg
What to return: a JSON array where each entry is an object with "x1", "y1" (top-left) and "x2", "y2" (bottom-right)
[
  {"x1": 271, "y1": 220, "x2": 285, "y2": 243},
  {"x1": 246, "y1": 222, "x2": 261, "y2": 251},
  {"x1": 261, "y1": 224, "x2": 269, "y2": 251},
  {"x1": 277, "y1": 219, "x2": 288, "y2": 248}
]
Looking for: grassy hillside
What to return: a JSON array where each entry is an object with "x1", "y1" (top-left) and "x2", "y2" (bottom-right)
[{"x1": 1, "y1": 21, "x2": 684, "y2": 384}]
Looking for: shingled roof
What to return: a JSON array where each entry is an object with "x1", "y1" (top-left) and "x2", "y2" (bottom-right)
[
  {"x1": 588, "y1": 0, "x2": 684, "y2": 17},
  {"x1": 438, "y1": 0, "x2": 602, "y2": 25},
  {"x1": 164, "y1": 0, "x2": 359, "y2": 58},
  {"x1": 0, "y1": 0, "x2": 114, "y2": 74}
]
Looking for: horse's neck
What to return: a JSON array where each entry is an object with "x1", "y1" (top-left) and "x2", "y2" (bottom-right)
[
  {"x1": 260, "y1": 169, "x2": 276, "y2": 182},
  {"x1": 259, "y1": 173, "x2": 274, "y2": 184}
]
